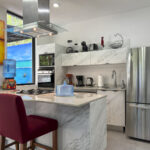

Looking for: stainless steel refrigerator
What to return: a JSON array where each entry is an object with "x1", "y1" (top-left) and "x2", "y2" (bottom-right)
[{"x1": 126, "y1": 47, "x2": 150, "y2": 141}]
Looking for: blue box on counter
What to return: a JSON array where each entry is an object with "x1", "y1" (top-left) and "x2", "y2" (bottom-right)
[{"x1": 56, "y1": 81, "x2": 74, "y2": 97}]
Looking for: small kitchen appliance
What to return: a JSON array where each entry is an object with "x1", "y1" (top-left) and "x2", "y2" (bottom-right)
[
  {"x1": 56, "y1": 81, "x2": 74, "y2": 97},
  {"x1": 89, "y1": 44, "x2": 98, "y2": 51},
  {"x1": 98, "y1": 75, "x2": 104, "y2": 87},
  {"x1": 66, "y1": 40, "x2": 74, "y2": 53},
  {"x1": 81, "y1": 41, "x2": 88, "y2": 52},
  {"x1": 66, "y1": 74, "x2": 74, "y2": 85},
  {"x1": 3, "y1": 59, "x2": 16, "y2": 90},
  {"x1": 86, "y1": 77, "x2": 94, "y2": 87},
  {"x1": 76, "y1": 76, "x2": 85, "y2": 87}
]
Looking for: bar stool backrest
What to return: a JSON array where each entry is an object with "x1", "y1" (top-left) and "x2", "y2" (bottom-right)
[{"x1": 0, "y1": 94, "x2": 28, "y2": 142}]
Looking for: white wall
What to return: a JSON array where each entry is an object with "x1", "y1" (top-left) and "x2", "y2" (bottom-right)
[
  {"x1": 66, "y1": 64, "x2": 126, "y2": 87},
  {"x1": 0, "y1": 7, "x2": 7, "y2": 86},
  {"x1": 37, "y1": 7, "x2": 150, "y2": 86},
  {"x1": 52, "y1": 6, "x2": 150, "y2": 48}
]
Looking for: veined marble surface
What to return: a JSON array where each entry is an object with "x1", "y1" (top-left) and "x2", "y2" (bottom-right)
[
  {"x1": 0, "y1": 90, "x2": 107, "y2": 150},
  {"x1": 29, "y1": 97, "x2": 107, "y2": 150},
  {"x1": 0, "y1": 90, "x2": 106, "y2": 107}
]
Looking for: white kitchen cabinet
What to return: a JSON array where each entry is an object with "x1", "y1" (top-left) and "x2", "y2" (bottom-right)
[
  {"x1": 91, "y1": 48, "x2": 128, "y2": 65},
  {"x1": 61, "y1": 53, "x2": 74, "y2": 66},
  {"x1": 97, "y1": 90, "x2": 125, "y2": 127},
  {"x1": 61, "y1": 52, "x2": 91, "y2": 66},
  {"x1": 61, "y1": 47, "x2": 128, "y2": 66}
]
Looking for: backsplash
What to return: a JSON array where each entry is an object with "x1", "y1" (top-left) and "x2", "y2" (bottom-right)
[{"x1": 66, "y1": 64, "x2": 126, "y2": 87}]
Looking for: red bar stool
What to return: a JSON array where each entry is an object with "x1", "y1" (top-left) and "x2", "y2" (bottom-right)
[{"x1": 0, "y1": 94, "x2": 58, "y2": 150}]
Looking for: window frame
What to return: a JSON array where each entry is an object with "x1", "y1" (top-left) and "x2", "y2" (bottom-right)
[{"x1": 7, "y1": 10, "x2": 35, "y2": 85}]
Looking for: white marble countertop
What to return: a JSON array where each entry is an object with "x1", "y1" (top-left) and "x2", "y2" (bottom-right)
[{"x1": 0, "y1": 90, "x2": 106, "y2": 107}]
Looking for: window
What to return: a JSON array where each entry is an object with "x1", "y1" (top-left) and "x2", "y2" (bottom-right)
[{"x1": 7, "y1": 12, "x2": 35, "y2": 85}]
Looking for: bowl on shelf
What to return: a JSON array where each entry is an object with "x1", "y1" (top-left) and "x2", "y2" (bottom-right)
[
  {"x1": 109, "y1": 42, "x2": 123, "y2": 49},
  {"x1": 109, "y1": 33, "x2": 124, "y2": 49}
]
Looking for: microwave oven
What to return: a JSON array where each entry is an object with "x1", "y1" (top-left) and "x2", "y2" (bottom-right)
[{"x1": 39, "y1": 54, "x2": 54, "y2": 67}]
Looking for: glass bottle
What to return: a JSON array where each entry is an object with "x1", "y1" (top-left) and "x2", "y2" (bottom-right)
[{"x1": 101, "y1": 37, "x2": 104, "y2": 48}]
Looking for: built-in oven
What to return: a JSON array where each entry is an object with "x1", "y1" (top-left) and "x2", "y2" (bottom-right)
[{"x1": 38, "y1": 70, "x2": 54, "y2": 88}]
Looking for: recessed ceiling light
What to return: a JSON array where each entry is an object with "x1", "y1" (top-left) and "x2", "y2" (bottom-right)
[{"x1": 53, "y1": 3, "x2": 59, "y2": 8}]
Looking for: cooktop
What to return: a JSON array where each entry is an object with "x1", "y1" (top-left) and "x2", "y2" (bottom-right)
[{"x1": 17, "y1": 89, "x2": 54, "y2": 95}]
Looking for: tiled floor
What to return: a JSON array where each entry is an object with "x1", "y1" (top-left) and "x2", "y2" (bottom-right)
[{"x1": 106, "y1": 130, "x2": 150, "y2": 150}]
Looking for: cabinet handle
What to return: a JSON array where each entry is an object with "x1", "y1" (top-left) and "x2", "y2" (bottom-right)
[{"x1": 129, "y1": 104, "x2": 150, "y2": 110}]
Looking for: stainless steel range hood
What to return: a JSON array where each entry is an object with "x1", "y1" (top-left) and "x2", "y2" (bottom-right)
[{"x1": 8, "y1": 0, "x2": 66, "y2": 37}]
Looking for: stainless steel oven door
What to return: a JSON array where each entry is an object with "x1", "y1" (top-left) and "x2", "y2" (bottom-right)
[{"x1": 38, "y1": 74, "x2": 51, "y2": 83}]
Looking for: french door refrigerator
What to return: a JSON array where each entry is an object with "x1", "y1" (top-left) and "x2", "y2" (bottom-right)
[{"x1": 126, "y1": 47, "x2": 150, "y2": 141}]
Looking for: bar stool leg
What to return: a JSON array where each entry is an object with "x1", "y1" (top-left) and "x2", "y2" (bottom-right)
[
  {"x1": 20, "y1": 143, "x2": 27, "y2": 150},
  {"x1": 52, "y1": 130, "x2": 57, "y2": 150},
  {"x1": 15, "y1": 142, "x2": 19, "y2": 150},
  {"x1": 30, "y1": 140, "x2": 35, "y2": 150},
  {"x1": 0, "y1": 136, "x2": 5, "y2": 150}
]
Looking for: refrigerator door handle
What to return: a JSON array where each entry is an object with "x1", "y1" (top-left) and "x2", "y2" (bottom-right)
[
  {"x1": 127, "y1": 51, "x2": 131, "y2": 99},
  {"x1": 129, "y1": 103, "x2": 150, "y2": 110}
]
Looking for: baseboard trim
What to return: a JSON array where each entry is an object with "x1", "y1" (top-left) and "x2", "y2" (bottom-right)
[{"x1": 107, "y1": 125, "x2": 125, "y2": 132}]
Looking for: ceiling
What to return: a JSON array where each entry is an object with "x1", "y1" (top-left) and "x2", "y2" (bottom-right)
[{"x1": 0, "y1": 0, "x2": 150, "y2": 25}]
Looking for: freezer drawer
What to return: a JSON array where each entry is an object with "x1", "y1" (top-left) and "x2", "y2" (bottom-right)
[{"x1": 126, "y1": 103, "x2": 150, "y2": 141}]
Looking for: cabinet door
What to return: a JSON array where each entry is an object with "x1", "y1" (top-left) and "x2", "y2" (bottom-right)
[
  {"x1": 72, "y1": 52, "x2": 91, "y2": 66},
  {"x1": 97, "y1": 90, "x2": 125, "y2": 127},
  {"x1": 61, "y1": 54, "x2": 74, "y2": 66},
  {"x1": 61, "y1": 52, "x2": 91, "y2": 66},
  {"x1": 91, "y1": 48, "x2": 128, "y2": 65}
]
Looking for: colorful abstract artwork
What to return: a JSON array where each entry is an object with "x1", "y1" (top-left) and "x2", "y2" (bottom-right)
[{"x1": 0, "y1": 20, "x2": 5, "y2": 65}]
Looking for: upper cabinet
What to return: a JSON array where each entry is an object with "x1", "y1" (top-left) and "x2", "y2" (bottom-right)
[
  {"x1": 91, "y1": 48, "x2": 128, "y2": 65},
  {"x1": 61, "y1": 47, "x2": 128, "y2": 66},
  {"x1": 62, "y1": 52, "x2": 91, "y2": 66}
]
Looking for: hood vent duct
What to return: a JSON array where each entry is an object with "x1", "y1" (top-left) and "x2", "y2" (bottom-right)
[{"x1": 7, "y1": 0, "x2": 66, "y2": 38}]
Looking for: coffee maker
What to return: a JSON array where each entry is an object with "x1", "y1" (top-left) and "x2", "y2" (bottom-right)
[
  {"x1": 66, "y1": 74, "x2": 74, "y2": 85},
  {"x1": 76, "y1": 76, "x2": 84, "y2": 87}
]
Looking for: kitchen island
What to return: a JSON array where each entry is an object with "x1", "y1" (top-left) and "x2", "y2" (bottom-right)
[{"x1": 0, "y1": 91, "x2": 107, "y2": 150}]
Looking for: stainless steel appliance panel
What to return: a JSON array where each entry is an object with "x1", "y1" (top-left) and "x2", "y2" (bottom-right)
[
  {"x1": 23, "y1": 0, "x2": 50, "y2": 24},
  {"x1": 127, "y1": 48, "x2": 139, "y2": 103},
  {"x1": 139, "y1": 47, "x2": 150, "y2": 104},
  {"x1": 23, "y1": 0, "x2": 38, "y2": 24},
  {"x1": 126, "y1": 103, "x2": 150, "y2": 141}
]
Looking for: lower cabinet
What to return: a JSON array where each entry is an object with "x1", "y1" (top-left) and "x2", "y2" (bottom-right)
[{"x1": 97, "y1": 90, "x2": 125, "y2": 127}]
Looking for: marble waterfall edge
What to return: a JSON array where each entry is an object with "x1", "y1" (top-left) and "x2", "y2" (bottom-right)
[{"x1": 24, "y1": 97, "x2": 107, "y2": 150}]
